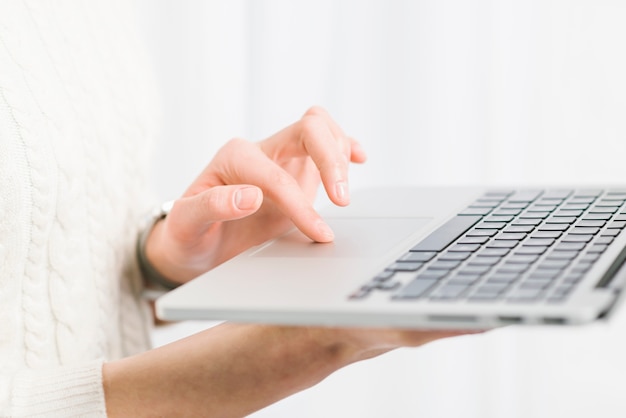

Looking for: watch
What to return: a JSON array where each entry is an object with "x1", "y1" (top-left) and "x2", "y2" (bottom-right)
[{"x1": 136, "y1": 200, "x2": 180, "y2": 299}]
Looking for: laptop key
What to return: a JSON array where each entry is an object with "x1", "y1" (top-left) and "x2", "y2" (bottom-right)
[
  {"x1": 497, "y1": 233, "x2": 526, "y2": 241},
  {"x1": 448, "y1": 243, "x2": 481, "y2": 252},
  {"x1": 470, "y1": 284, "x2": 509, "y2": 299},
  {"x1": 507, "y1": 288, "x2": 544, "y2": 302},
  {"x1": 594, "y1": 236, "x2": 614, "y2": 245},
  {"x1": 601, "y1": 229, "x2": 621, "y2": 237},
  {"x1": 569, "y1": 227, "x2": 600, "y2": 235},
  {"x1": 415, "y1": 271, "x2": 449, "y2": 280},
  {"x1": 438, "y1": 252, "x2": 472, "y2": 261},
  {"x1": 486, "y1": 273, "x2": 520, "y2": 284},
  {"x1": 536, "y1": 259, "x2": 570, "y2": 269},
  {"x1": 468, "y1": 256, "x2": 502, "y2": 266},
  {"x1": 524, "y1": 238, "x2": 556, "y2": 246},
  {"x1": 570, "y1": 196, "x2": 596, "y2": 203},
  {"x1": 495, "y1": 264, "x2": 529, "y2": 274},
  {"x1": 554, "y1": 242, "x2": 586, "y2": 251},
  {"x1": 608, "y1": 221, "x2": 626, "y2": 229},
  {"x1": 387, "y1": 262, "x2": 423, "y2": 272},
  {"x1": 398, "y1": 252, "x2": 436, "y2": 262},
  {"x1": 428, "y1": 260, "x2": 462, "y2": 270},
  {"x1": 574, "y1": 189, "x2": 602, "y2": 198},
  {"x1": 587, "y1": 244, "x2": 609, "y2": 253},
  {"x1": 493, "y1": 209, "x2": 522, "y2": 216},
  {"x1": 476, "y1": 222, "x2": 507, "y2": 229},
  {"x1": 564, "y1": 234, "x2": 594, "y2": 243},
  {"x1": 487, "y1": 240, "x2": 518, "y2": 249},
  {"x1": 476, "y1": 248, "x2": 510, "y2": 257},
  {"x1": 562, "y1": 272, "x2": 585, "y2": 284},
  {"x1": 410, "y1": 215, "x2": 482, "y2": 252},
  {"x1": 576, "y1": 220, "x2": 606, "y2": 228},
  {"x1": 470, "y1": 201, "x2": 500, "y2": 208},
  {"x1": 530, "y1": 231, "x2": 562, "y2": 239},
  {"x1": 457, "y1": 236, "x2": 490, "y2": 245},
  {"x1": 546, "y1": 217, "x2": 577, "y2": 224},
  {"x1": 459, "y1": 207, "x2": 493, "y2": 216},
  {"x1": 485, "y1": 216, "x2": 515, "y2": 223},
  {"x1": 504, "y1": 225, "x2": 535, "y2": 233},
  {"x1": 579, "y1": 253, "x2": 601, "y2": 262},
  {"x1": 589, "y1": 207, "x2": 618, "y2": 214},
  {"x1": 513, "y1": 218, "x2": 542, "y2": 226},
  {"x1": 595, "y1": 200, "x2": 623, "y2": 207},
  {"x1": 394, "y1": 278, "x2": 438, "y2": 299},
  {"x1": 483, "y1": 191, "x2": 514, "y2": 198},
  {"x1": 514, "y1": 246, "x2": 548, "y2": 255},
  {"x1": 372, "y1": 270, "x2": 395, "y2": 282},
  {"x1": 509, "y1": 190, "x2": 542, "y2": 203},
  {"x1": 458, "y1": 265, "x2": 492, "y2": 275},
  {"x1": 545, "y1": 250, "x2": 579, "y2": 260},
  {"x1": 519, "y1": 277, "x2": 553, "y2": 288},
  {"x1": 554, "y1": 210, "x2": 583, "y2": 217},
  {"x1": 520, "y1": 211, "x2": 550, "y2": 219},
  {"x1": 562, "y1": 204, "x2": 589, "y2": 210},
  {"x1": 466, "y1": 229, "x2": 499, "y2": 237},
  {"x1": 448, "y1": 274, "x2": 481, "y2": 285},
  {"x1": 507, "y1": 255, "x2": 540, "y2": 264},
  {"x1": 583, "y1": 213, "x2": 613, "y2": 220},
  {"x1": 527, "y1": 270, "x2": 561, "y2": 280},
  {"x1": 542, "y1": 190, "x2": 573, "y2": 199},
  {"x1": 429, "y1": 284, "x2": 470, "y2": 300},
  {"x1": 538, "y1": 223, "x2": 570, "y2": 231},
  {"x1": 501, "y1": 202, "x2": 529, "y2": 209},
  {"x1": 364, "y1": 280, "x2": 402, "y2": 292}
]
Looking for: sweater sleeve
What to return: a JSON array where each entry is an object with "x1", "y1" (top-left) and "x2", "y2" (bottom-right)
[{"x1": 0, "y1": 361, "x2": 107, "y2": 418}]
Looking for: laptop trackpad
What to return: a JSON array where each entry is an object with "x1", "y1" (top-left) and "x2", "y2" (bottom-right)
[{"x1": 250, "y1": 217, "x2": 432, "y2": 258}]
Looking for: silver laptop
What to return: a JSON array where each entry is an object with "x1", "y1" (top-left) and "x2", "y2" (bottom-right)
[{"x1": 156, "y1": 186, "x2": 626, "y2": 329}]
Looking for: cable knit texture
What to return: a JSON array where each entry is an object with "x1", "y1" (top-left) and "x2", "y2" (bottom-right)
[{"x1": 0, "y1": 1, "x2": 158, "y2": 416}]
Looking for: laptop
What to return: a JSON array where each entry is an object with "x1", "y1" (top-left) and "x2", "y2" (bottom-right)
[{"x1": 156, "y1": 186, "x2": 626, "y2": 329}]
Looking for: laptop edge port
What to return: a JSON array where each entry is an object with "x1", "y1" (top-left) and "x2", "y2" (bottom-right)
[{"x1": 498, "y1": 316, "x2": 523, "y2": 324}]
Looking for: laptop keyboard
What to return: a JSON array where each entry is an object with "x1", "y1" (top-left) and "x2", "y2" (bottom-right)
[{"x1": 350, "y1": 189, "x2": 626, "y2": 304}]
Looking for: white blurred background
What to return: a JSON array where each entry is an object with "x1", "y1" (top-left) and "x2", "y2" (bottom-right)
[{"x1": 135, "y1": 1, "x2": 626, "y2": 417}]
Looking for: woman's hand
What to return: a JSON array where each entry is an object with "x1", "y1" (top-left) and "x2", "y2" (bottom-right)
[
  {"x1": 104, "y1": 323, "x2": 483, "y2": 417},
  {"x1": 145, "y1": 106, "x2": 367, "y2": 283}
]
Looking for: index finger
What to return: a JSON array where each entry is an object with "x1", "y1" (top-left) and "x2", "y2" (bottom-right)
[
  {"x1": 261, "y1": 112, "x2": 351, "y2": 206},
  {"x1": 217, "y1": 139, "x2": 336, "y2": 243}
]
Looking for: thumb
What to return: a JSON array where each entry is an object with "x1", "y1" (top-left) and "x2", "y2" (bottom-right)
[{"x1": 169, "y1": 185, "x2": 263, "y2": 237}]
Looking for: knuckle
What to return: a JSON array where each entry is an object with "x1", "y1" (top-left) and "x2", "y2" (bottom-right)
[
  {"x1": 271, "y1": 169, "x2": 295, "y2": 187},
  {"x1": 318, "y1": 158, "x2": 345, "y2": 174},
  {"x1": 298, "y1": 114, "x2": 325, "y2": 138},
  {"x1": 303, "y1": 105, "x2": 327, "y2": 118},
  {"x1": 201, "y1": 189, "x2": 228, "y2": 214}
]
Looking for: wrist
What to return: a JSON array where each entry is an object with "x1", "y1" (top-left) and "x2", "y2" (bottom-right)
[{"x1": 137, "y1": 201, "x2": 182, "y2": 299}]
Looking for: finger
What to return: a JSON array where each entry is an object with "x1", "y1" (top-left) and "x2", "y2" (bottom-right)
[
  {"x1": 168, "y1": 185, "x2": 263, "y2": 242},
  {"x1": 261, "y1": 114, "x2": 351, "y2": 206},
  {"x1": 349, "y1": 137, "x2": 367, "y2": 163},
  {"x1": 300, "y1": 108, "x2": 367, "y2": 164},
  {"x1": 218, "y1": 142, "x2": 335, "y2": 242},
  {"x1": 302, "y1": 106, "x2": 352, "y2": 160}
]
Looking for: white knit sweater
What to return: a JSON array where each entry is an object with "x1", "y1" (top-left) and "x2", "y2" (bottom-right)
[{"x1": 0, "y1": 1, "x2": 157, "y2": 416}]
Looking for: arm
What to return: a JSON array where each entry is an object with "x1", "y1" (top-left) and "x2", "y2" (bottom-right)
[
  {"x1": 144, "y1": 106, "x2": 366, "y2": 283},
  {"x1": 103, "y1": 323, "x2": 470, "y2": 417},
  {"x1": 110, "y1": 106, "x2": 479, "y2": 415}
]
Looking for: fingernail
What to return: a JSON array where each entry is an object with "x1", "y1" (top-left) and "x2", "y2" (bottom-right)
[
  {"x1": 335, "y1": 181, "x2": 349, "y2": 203},
  {"x1": 235, "y1": 187, "x2": 260, "y2": 210},
  {"x1": 316, "y1": 220, "x2": 335, "y2": 241}
]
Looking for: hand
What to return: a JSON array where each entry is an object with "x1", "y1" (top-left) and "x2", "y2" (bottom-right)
[
  {"x1": 104, "y1": 323, "x2": 484, "y2": 417},
  {"x1": 145, "y1": 107, "x2": 367, "y2": 283}
]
